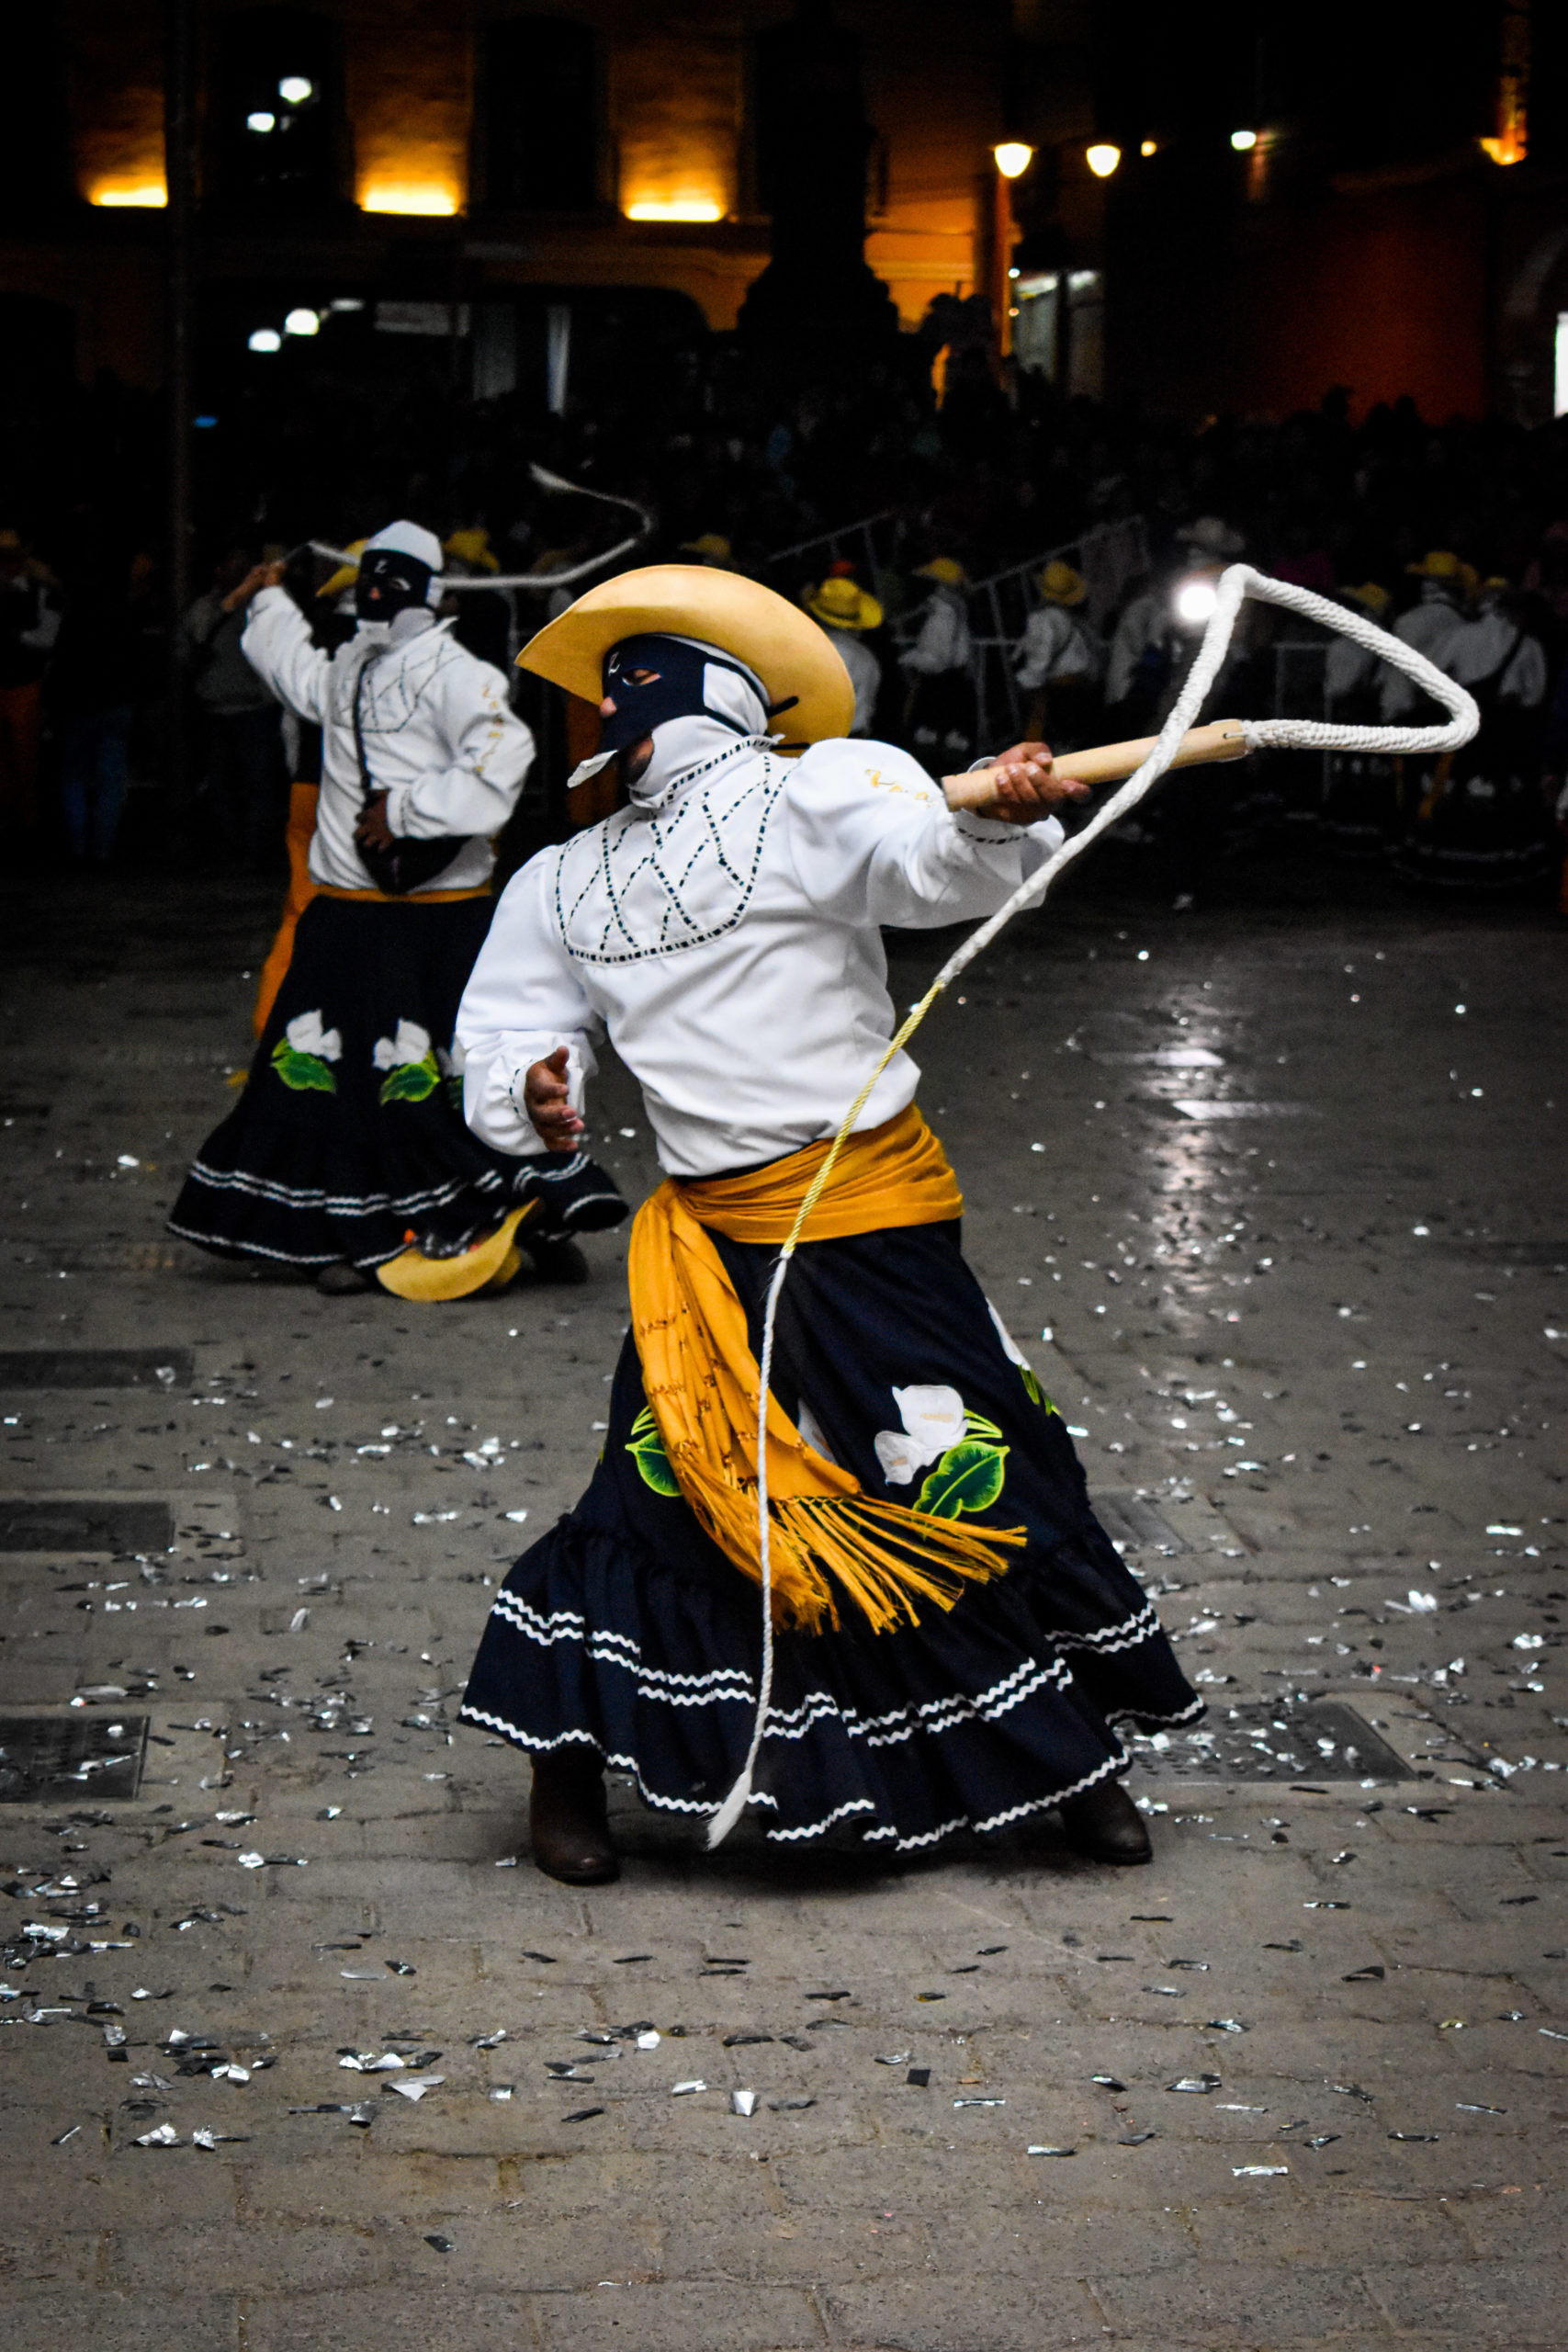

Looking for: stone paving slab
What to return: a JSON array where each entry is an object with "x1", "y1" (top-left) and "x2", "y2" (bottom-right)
[{"x1": 0, "y1": 874, "x2": 1564, "y2": 2345}]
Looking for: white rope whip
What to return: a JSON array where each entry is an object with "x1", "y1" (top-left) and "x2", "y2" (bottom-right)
[
  {"x1": 705, "y1": 560, "x2": 1478, "y2": 1848},
  {"x1": 306, "y1": 466, "x2": 654, "y2": 595}
]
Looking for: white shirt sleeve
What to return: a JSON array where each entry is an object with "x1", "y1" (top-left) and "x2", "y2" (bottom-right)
[
  {"x1": 241, "y1": 586, "x2": 331, "y2": 722},
  {"x1": 901, "y1": 591, "x2": 972, "y2": 676},
  {"x1": 1014, "y1": 607, "x2": 1065, "y2": 691},
  {"x1": 384, "y1": 654, "x2": 535, "y2": 841},
  {"x1": 783, "y1": 739, "x2": 1063, "y2": 932},
  {"x1": 1501, "y1": 635, "x2": 1548, "y2": 708},
  {"x1": 455, "y1": 852, "x2": 603, "y2": 1159}
]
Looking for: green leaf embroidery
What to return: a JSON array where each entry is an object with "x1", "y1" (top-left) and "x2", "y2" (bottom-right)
[
  {"x1": 270, "y1": 1041, "x2": 337, "y2": 1093},
  {"x1": 916, "y1": 1438, "x2": 1008, "y2": 1519},
  {"x1": 378, "y1": 1053, "x2": 441, "y2": 1106},
  {"x1": 964, "y1": 1408, "x2": 1004, "y2": 1442},
  {"x1": 1020, "y1": 1366, "x2": 1044, "y2": 1408},
  {"x1": 626, "y1": 1405, "x2": 681, "y2": 1498}
]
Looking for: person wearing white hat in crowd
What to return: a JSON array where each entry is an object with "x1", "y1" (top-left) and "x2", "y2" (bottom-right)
[
  {"x1": 453, "y1": 561, "x2": 1199, "y2": 1883},
  {"x1": 169, "y1": 520, "x2": 628, "y2": 1298},
  {"x1": 1012, "y1": 560, "x2": 1105, "y2": 749},
  {"x1": 803, "y1": 567, "x2": 884, "y2": 735}
]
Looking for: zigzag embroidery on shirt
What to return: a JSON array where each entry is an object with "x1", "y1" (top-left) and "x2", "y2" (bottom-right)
[
  {"x1": 553, "y1": 744, "x2": 788, "y2": 965},
  {"x1": 333, "y1": 629, "x2": 466, "y2": 740}
]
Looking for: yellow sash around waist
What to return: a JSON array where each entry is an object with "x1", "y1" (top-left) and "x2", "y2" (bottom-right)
[{"x1": 627, "y1": 1104, "x2": 1025, "y2": 1635}]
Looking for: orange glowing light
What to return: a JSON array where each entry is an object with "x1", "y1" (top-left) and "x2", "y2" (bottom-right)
[
  {"x1": 359, "y1": 183, "x2": 459, "y2": 217},
  {"x1": 624, "y1": 198, "x2": 725, "y2": 222},
  {"x1": 993, "y1": 142, "x2": 1034, "y2": 180},
  {"x1": 89, "y1": 180, "x2": 167, "y2": 208},
  {"x1": 1481, "y1": 75, "x2": 1528, "y2": 164}
]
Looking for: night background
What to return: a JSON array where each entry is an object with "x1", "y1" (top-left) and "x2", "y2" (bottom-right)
[
  {"x1": 0, "y1": 11, "x2": 1565, "y2": 2349},
  {"x1": 3, "y1": 0, "x2": 1568, "y2": 885}
]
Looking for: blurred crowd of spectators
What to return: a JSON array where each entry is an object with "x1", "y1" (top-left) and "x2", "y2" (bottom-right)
[{"x1": 4, "y1": 340, "x2": 1568, "y2": 901}]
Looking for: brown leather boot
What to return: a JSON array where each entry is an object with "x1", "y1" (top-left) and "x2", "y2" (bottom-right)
[
  {"x1": 1058, "y1": 1777, "x2": 1153, "y2": 1865},
  {"x1": 529, "y1": 1750, "x2": 619, "y2": 1884}
]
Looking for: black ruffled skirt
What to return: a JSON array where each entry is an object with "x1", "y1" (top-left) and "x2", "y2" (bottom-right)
[
  {"x1": 461, "y1": 1216, "x2": 1200, "y2": 1852},
  {"x1": 169, "y1": 893, "x2": 626, "y2": 1269}
]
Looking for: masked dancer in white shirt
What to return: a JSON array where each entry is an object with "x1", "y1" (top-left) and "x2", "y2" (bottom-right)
[
  {"x1": 170, "y1": 520, "x2": 627, "y2": 1298},
  {"x1": 456, "y1": 565, "x2": 1199, "y2": 1880}
]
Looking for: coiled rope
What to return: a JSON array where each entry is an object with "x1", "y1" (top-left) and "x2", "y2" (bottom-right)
[{"x1": 705, "y1": 560, "x2": 1479, "y2": 1847}]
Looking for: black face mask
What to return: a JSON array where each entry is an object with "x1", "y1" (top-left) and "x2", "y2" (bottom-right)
[
  {"x1": 599, "y1": 634, "x2": 762, "y2": 753},
  {"x1": 356, "y1": 547, "x2": 435, "y2": 622}
]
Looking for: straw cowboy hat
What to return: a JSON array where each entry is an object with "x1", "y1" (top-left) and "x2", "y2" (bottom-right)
[
  {"x1": 915, "y1": 557, "x2": 967, "y2": 586},
  {"x1": 805, "y1": 574, "x2": 884, "y2": 632},
  {"x1": 1036, "y1": 559, "x2": 1088, "y2": 606},
  {"x1": 1178, "y1": 516, "x2": 1246, "y2": 560},
  {"x1": 518, "y1": 563, "x2": 855, "y2": 745},
  {"x1": 678, "y1": 532, "x2": 733, "y2": 565},
  {"x1": 1406, "y1": 549, "x2": 1477, "y2": 597},
  {"x1": 318, "y1": 537, "x2": 367, "y2": 600},
  {"x1": 1341, "y1": 581, "x2": 1391, "y2": 619},
  {"x1": 444, "y1": 527, "x2": 499, "y2": 573}
]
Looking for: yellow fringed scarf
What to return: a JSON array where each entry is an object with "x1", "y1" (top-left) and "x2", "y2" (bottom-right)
[{"x1": 627, "y1": 1104, "x2": 1026, "y2": 1635}]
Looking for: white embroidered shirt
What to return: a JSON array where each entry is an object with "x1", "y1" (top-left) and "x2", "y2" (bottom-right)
[{"x1": 457, "y1": 734, "x2": 1064, "y2": 1179}]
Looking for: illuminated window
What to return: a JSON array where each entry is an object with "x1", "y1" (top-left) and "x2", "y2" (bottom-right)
[
  {"x1": 482, "y1": 17, "x2": 596, "y2": 210},
  {"x1": 1556, "y1": 314, "x2": 1568, "y2": 419},
  {"x1": 212, "y1": 6, "x2": 344, "y2": 211}
]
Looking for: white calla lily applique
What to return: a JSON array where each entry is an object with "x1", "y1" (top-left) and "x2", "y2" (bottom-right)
[
  {"x1": 286, "y1": 1010, "x2": 342, "y2": 1060},
  {"x1": 371, "y1": 1018, "x2": 443, "y2": 1106},
  {"x1": 873, "y1": 1384, "x2": 966, "y2": 1485},
  {"x1": 873, "y1": 1382, "x2": 1010, "y2": 1519},
  {"x1": 372, "y1": 1018, "x2": 433, "y2": 1072},
  {"x1": 271, "y1": 1009, "x2": 343, "y2": 1092}
]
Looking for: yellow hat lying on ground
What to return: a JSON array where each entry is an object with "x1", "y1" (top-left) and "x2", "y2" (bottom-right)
[
  {"x1": 376, "y1": 1203, "x2": 535, "y2": 1302},
  {"x1": 1036, "y1": 560, "x2": 1088, "y2": 606},
  {"x1": 805, "y1": 575, "x2": 884, "y2": 632},
  {"x1": 518, "y1": 563, "x2": 855, "y2": 745}
]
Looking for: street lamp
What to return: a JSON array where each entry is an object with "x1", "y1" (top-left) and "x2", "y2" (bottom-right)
[
  {"x1": 991, "y1": 145, "x2": 1033, "y2": 357},
  {"x1": 1230, "y1": 128, "x2": 1258, "y2": 151},
  {"x1": 1086, "y1": 143, "x2": 1121, "y2": 178}
]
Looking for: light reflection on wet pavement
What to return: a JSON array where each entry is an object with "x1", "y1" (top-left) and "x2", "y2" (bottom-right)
[{"x1": 0, "y1": 868, "x2": 1563, "y2": 2346}]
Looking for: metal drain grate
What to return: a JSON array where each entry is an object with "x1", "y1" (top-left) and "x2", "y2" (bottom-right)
[
  {"x1": 0, "y1": 1498, "x2": 175, "y2": 1553},
  {"x1": 1094, "y1": 1492, "x2": 1190, "y2": 1554},
  {"x1": 0, "y1": 1348, "x2": 193, "y2": 1390},
  {"x1": 0, "y1": 1713, "x2": 148, "y2": 1801},
  {"x1": 1131, "y1": 1699, "x2": 1416, "y2": 1782}
]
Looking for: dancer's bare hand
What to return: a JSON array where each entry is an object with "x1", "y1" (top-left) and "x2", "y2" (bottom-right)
[
  {"x1": 982, "y1": 740, "x2": 1091, "y2": 824},
  {"x1": 525, "y1": 1046, "x2": 583, "y2": 1149},
  {"x1": 221, "y1": 560, "x2": 283, "y2": 613},
  {"x1": 355, "y1": 791, "x2": 394, "y2": 851}
]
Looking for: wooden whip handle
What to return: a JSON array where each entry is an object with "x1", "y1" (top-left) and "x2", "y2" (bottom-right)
[{"x1": 942, "y1": 719, "x2": 1250, "y2": 812}]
